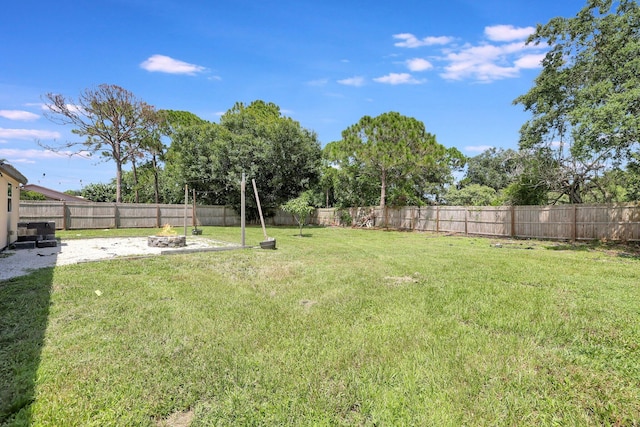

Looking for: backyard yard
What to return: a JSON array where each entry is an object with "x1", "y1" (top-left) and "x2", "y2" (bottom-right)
[{"x1": 1, "y1": 226, "x2": 639, "y2": 426}]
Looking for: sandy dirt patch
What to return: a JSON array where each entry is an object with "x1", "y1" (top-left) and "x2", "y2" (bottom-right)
[{"x1": 0, "y1": 237, "x2": 240, "y2": 281}]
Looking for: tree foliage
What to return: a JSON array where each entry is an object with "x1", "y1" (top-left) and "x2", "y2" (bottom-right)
[
  {"x1": 461, "y1": 148, "x2": 518, "y2": 191},
  {"x1": 281, "y1": 192, "x2": 315, "y2": 236},
  {"x1": 330, "y1": 112, "x2": 456, "y2": 208},
  {"x1": 20, "y1": 190, "x2": 46, "y2": 201},
  {"x1": 445, "y1": 184, "x2": 498, "y2": 206},
  {"x1": 43, "y1": 84, "x2": 162, "y2": 203},
  {"x1": 165, "y1": 101, "x2": 322, "y2": 216},
  {"x1": 514, "y1": 0, "x2": 640, "y2": 203},
  {"x1": 80, "y1": 182, "x2": 117, "y2": 202}
]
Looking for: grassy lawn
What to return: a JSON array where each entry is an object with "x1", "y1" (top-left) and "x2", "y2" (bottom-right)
[{"x1": 1, "y1": 226, "x2": 639, "y2": 426}]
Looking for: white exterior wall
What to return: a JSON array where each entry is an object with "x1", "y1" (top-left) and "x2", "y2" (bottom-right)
[{"x1": 1, "y1": 176, "x2": 21, "y2": 250}]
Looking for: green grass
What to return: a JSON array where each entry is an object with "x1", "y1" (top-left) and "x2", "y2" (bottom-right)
[{"x1": 2, "y1": 226, "x2": 639, "y2": 426}]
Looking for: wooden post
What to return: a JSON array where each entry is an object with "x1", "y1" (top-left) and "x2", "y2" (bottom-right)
[
  {"x1": 62, "y1": 201, "x2": 67, "y2": 230},
  {"x1": 436, "y1": 206, "x2": 440, "y2": 233},
  {"x1": 384, "y1": 206, "x2": 389, "y2": 229},
  {"x1": 572, "y1": 204, "x2": 577, "y2": 242},
  {"x1": 241, "y1": 173, "x2": 246, "y2": 247},
  {"x1": 464, "y1": 207, "x2": 468, "y2": 236},
  {"x1": 192, "y1": 189, "x2": 197, "y2": 228},
  {"x1": 510, "y1": 205, "x2": 516, "y2": 238},
  {"x1": 184, "y1": 184, "x2": 188, "y2": 237},
  {"x1": 156, "y1": 204, "x2": 161, "y2": 228},
  {"x1": 251, "y1": 179, "x2": 268, "y2": 240},
  {"x1": 412, "y1": 207, "x2": 417, "y2": 231}
]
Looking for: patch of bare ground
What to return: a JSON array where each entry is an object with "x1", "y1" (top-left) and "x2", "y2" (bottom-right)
[
  {"x1": 384, "y1": 273, "x2": 422, "y2": 287},
  {"x1": 155, "y1": 409, "x2": 194, "y2": 427}
]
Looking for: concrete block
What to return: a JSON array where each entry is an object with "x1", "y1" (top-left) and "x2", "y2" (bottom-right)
[
  {"x1": 12, "y1": 241, "x2": 36, "y2": 250},
  {"x1": 36, "y1": 240, "x2": 58, "y2": 248}
]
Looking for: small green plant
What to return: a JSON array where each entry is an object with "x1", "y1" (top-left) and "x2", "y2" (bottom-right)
[
  {"x1": 338, "y1": 208, "x2": 352, "y2": 227},
  {"x1": 281, "y1": 194, "x2": 315, "y2": 236}
]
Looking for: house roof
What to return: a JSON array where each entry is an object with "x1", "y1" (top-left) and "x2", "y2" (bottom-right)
[
  {"x1": 22, "y1": 184, "x2": 89, "y2": 202},
  {"x1": 0, "y1": 161, "x2": 28, "y2": 185}
]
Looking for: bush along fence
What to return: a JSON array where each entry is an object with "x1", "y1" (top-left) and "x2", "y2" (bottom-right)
[{"x1": 20, "y1": 200, "x2": 640, "y2": 242}]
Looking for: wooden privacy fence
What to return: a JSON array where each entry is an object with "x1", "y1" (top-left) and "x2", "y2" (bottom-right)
[
  {"x1": 315, "y1": 204, "x2": 640, "y2": 242},
  {"x1": 20, "y1": 201, "x2": 640, "y2": 241},
  {"x1": 19, "y1": 201, "x2": 296, "y2": 230}
]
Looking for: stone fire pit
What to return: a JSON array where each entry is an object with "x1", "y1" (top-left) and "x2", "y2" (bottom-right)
[
  {"x1": 148, "y1": 225, "x2": 186, "y2": 248},
  {"x1": 147, "y1": 235, "x2": 186, "y2": 248}
]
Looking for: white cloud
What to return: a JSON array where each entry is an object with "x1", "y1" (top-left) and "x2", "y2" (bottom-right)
[
  {"x1": 393, "y1": 33, "x2": 454, "y2": 48},
  {"x1": 140, "y1": 54, "x2": 206, "y2": 75},
  {"x1": 0, "y1": 110, "x2": 40, "y2": 121},
  {"x1": 373, "y1": 73, "x2": 424, "y2": 85},
  {"x1": 337, "y1": 76, "x2": 366, "y2": 87},
  {"x1": 485, "y1": 25, "x2": 535, "y2": 42},
  {"x1": 406, "y1": 58, "x2": 433, "y2": 72},
  {"x1": 387, "y1": 25, "x2": 546, "y2": 83},
  {"x1": 514, "y1": 53, "x2": 546, "y2": 69},
  {"x1": 0, "y1": 128, "x2": 61, "y2": 140},
  {"x1": 0, "y1": 148, "x2": 90, "y2": 164},
  {"x1": 440, "y1": 41, "x2": 543, "y2": 82},
  {"x1": 43, "y1": 103, "x2": 87, "y2": 115},
  {"x1": 464, "y1": 145, "x2": 494, "y2": 153}
]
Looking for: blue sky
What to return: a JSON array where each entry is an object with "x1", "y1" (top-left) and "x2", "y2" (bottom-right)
[{"x1": 1, "y1": 0, "x2": 586, "y2": 192}]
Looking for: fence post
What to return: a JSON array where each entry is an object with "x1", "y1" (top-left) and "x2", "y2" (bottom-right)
[
  {"x1": 465, "y1": 207, "x2": 468, "y2": 236},
  {"x1": 384, "y1": 206, "x2": 388, "y2": 229},
  {"x1": 571, "y1": 205, "x2": 578, "y2": 243},
  {"x1": 510, "y1": 205, "x2": 515, "y2": 238},
  {"x1": 62, "y1": 201, "x2": 67, "y2": 230},
  {"x1": 156, "y1": 204, "x2": 161, "y2": 228},
  {"x1": 412, "y1": 207, "x2": 417, "y2": 231},
  {"x1": 436, "y1": 206, "x2": 440, "y2": 233}
]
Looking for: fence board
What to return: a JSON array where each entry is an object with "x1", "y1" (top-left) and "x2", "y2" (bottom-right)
[{"x1": 19, "y1": 201, "x2": 640, "y2": 241}]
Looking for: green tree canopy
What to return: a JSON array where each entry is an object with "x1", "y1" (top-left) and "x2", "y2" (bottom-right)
[
  {"x1": 81, "y1": 182, "x2": 117, "y2": 202},
  {"x1": 445, "y1": 184, "x2": 498, "y2": 206},
  {"x1": 281, "y1": 192, "x2": 315, "y2": 236},
  {"x1": 462, "y1": 148, "x2": 518, "y2": 191},
  {"x1": 330, "y1": 112, "x2": 454, "y2": 208},
  {"x1": 165, "y1": 100, "x2": 321, "y2": 216},
  {"x1": 514, "y1": 0, "x2": 640, "y2": 203}
]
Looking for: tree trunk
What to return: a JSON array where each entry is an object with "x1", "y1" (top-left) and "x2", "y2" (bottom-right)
[
  {"x1": 152, "y1": 153, "x2": 160, "y2": 205},
  {"x1": 380, "y1": 168, "x2": 387, "y2": 209},
  {"x1": 116, "y1": 161, "x2": 122, "y2": 203},
  {"x1": 132, "y1": 159, "x2": 139, "y2": 203}
]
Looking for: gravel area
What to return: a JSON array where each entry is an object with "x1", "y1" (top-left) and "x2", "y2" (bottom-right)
[{"x1": 0, "y1": 237, "x2": 241, "y2": 281}]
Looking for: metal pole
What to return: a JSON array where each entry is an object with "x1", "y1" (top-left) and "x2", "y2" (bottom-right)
[
  {"x1": 241, "y1": 173, "x2": 246, "y2": 247},
  {"x1": 184, "y1": 184, "x2": 188, "y2": 237}
]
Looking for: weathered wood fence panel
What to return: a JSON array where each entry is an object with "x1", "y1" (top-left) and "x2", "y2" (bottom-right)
[
  {"x1": 193, "y1": 206, "x2": 238, "y2": 226},
  {"x1": 19, "y1": 201, "x2": 296, "y2": 230},
  {"x1": 19, "y1": 201, "x2": 640, "y2": 241}
]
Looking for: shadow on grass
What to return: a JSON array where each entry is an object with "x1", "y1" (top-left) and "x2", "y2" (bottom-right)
[
  {"x1": 545, "y1": 241, "x2": 640, "y2": 260},
  {"x1": 0, "y1": 267, "x2": 54, "y2": 425}
]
